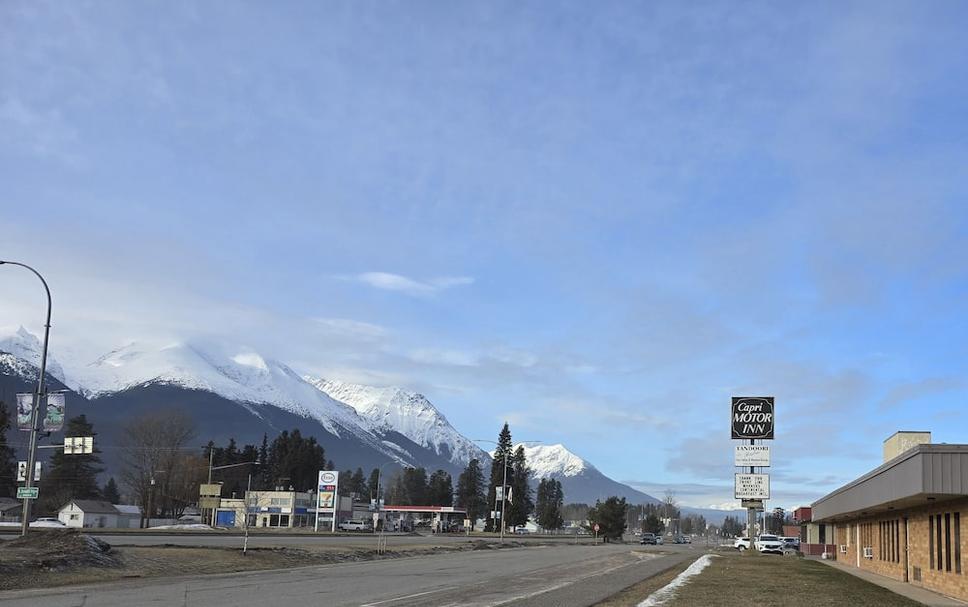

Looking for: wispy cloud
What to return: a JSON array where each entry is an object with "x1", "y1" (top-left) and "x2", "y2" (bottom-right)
[{"x1": 347, "y1": 272, "x2": 474, "y2": 297}]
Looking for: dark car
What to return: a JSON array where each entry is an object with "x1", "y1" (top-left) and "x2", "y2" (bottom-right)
[{"x1": 640, "y1": 533, "x2": 658, "y2": 545}]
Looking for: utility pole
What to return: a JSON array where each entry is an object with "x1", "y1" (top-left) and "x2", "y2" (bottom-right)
[
  {"x1": 500, "y1": 449, "x2": 508, "y2": 543},
  {"x1": 0, "y1": 261, "x2": 52, "y2": 538}
]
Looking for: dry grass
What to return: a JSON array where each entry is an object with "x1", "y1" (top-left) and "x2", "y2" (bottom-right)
[
  {"x1": 653, "y1": 552, "x2": 921, "y2": 607},
  {"x1": 595, "y1": 558, "x2": 696, "y2": 607},
  {"x1": 0, "y1": 539, "x2": 484, "y2": 591}
]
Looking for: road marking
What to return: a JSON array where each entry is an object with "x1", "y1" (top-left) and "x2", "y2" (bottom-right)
[{"x1": 360, "y1": 586, "x2": 456, "y2": 606}]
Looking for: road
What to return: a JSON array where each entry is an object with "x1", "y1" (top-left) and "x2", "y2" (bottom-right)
[
  {"x1": 0, "y1": 543, "x2": 701, "y2": 607},
  {"x1": 0, "y1": 531, "x2": 598, "y2": 548}
]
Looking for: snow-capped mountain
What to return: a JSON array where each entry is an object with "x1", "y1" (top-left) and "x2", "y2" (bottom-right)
[
  {"x1": 0, "y1": 327, "x2": 658, "y2": 504},
  {"x1": 520, "y1": 444, "x2": 589, "y2": 478},
  {"x1": 500, "y1": 443, "x2": 658, "y2": 505},
  {"x1": 306, "y1": 378, "x2": 488, "y2": 468},
  {"x1": 71, "y1": 341, "x2": 371, "y2": 438},
  {"x1": 0, "y1": 325, "x2": 66, "y2": 384}
]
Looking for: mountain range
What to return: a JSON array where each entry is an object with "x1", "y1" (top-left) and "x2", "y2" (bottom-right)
[{"x1": 0, "y1": 327, "x2": 663, "y2": 505}]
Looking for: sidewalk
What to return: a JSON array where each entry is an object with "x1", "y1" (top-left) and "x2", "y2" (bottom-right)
[{"x1": 812, "y1": 557, "x2": 967, "y2": 607}]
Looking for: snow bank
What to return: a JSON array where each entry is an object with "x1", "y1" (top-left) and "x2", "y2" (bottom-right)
[
  {"x1": 637, "y1": 554, "x2": 719, "y2": 607},
  {"x1": 149, "y1": 523, "x2": 214, "y2": 530}
]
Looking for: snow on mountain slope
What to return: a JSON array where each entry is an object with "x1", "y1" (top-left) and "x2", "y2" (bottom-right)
[
  {"x1": 69, "y1": 341, "x2": 378, "y2": 440},
  {"x1": 0, "y1": 326, "x2": 66, "y2": 383},
  {"x1": 518, "y1": 444, "x2": 589, "y2": 478},
  {"x1": 306, "y1": 378, "x2": 488, "y2": 467}
]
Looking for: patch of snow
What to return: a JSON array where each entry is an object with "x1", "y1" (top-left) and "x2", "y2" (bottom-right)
[
  {"x1": 637, "y1": 554, "x2": 719, "y2": 606},
  {"x1": 502, "y1": 444, "x2": 590, "y2": 478},
  {"x1": 307, "y1": 378, "x2": 488, "y2": 467},
  {"x1": 149, "y1": 523, "x2": 215, "y2": 530}
]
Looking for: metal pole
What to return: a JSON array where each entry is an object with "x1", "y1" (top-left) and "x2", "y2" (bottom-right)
[
  {"x1": 500, "y1": 449, "x2": 507, "y2": 543},
  {"x1": 243, "y1": 474, "x2": 252, "y2": 555},
  {"x1": 748, "y1": 438, "x2": 756, "y2": 555},
  {"x1": 1, "y1": 261, "x2": 53, "y2": 538}
]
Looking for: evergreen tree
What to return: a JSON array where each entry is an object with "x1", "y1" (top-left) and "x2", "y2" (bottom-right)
[
  {"x1": 486, "y1": 423, "x2": 514, "y2": 532},
  {"x1": 587, "y1": 496, "x2": 628, "y2": 542},
  {"x1": 456, "y1": 459, "x2": 486, "y2": 529},
  {"x1": 428, "y1": 469, "x2": 453, "y2": 506},
  {"x1": 642, "y1": 512, "x2": 663, "y2": 535},
  {"x1": 265, "y1": 429, "x2": 326, "y2": 491},
  {"x1": 258, "y1": 433, "x2": 270, "y2": 490},
  {"x1": 339, "y1": 469, "x2": 354, "y2": 496},
  {"x1": 0, "y1": 402, "x2": 17, "y2": 499},
  {"x1": 38, "y1": 414, "x2": 104, "y2": 513},
  {"x1": 351, "y1": 467, "x2": 366, "y2": 496},
  {"x1": 102, "y1": 477, "x2": 121, "y2": 504},
  {"x1": 367, "y1": 468, "x2": 381, "y2": 502},
  {"x1": 403, "y1": 467, "x2": 429, "y2": 505},
  {"x1": 506, "y1": 445, "x2": 533, "y2": 528},
  {"x1": 535, "y1": 478, "x2": 564, "y2": 531}
]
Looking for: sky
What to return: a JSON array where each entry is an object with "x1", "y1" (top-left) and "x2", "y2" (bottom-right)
[{"x1": 2, "y1": 1, "x2": 968, "y2": 510}]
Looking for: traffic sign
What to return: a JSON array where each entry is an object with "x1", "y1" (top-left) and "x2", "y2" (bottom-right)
[
  {"x1": 17, "y1": 487, "x2": 38, "y2": 500},
  {"x1": 17, "y1": 461, "x2": 26, "y2": 482}
]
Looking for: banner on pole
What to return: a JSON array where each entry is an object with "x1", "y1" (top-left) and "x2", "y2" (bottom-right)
[
  {"x1": 44, "y1": 392, "x2": 66, "y2": 432},
  {"x1": 16, "y1": 393, "x2": 33, "y2": 431}
]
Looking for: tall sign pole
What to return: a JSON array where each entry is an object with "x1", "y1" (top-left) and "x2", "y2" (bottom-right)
[
  {"x1": 731, "y1": 396, "x2": 775, "y2": 553},
  {"x1": 0, "y1": 261, "x2": 52, "y2": 538}
]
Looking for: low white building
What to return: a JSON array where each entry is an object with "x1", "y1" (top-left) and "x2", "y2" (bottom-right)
[
  {"x1": 58, "y1": 500, "x2": 121, "y2": 528},
  {"x1": 114, "y1": 504, "x2": 141, "y2": 528}
]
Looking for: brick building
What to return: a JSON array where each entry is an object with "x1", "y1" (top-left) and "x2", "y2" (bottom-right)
[{"x1": 812, "y1": 432, "x2": 968, "y2": 602}]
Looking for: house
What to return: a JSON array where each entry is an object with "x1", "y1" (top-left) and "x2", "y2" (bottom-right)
[
  {"x1": 58, "y1": 500, "x2": 121, "y2": 528},
  {"x1": 114, "y1": 504, "x2": 141, "y2": 529},
  {"x1": 0, "y1": 497, "x2": 23, "y2": 522}
]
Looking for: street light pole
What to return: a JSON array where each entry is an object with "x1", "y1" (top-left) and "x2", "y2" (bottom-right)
[{"x1": 0, "y1": 261, "x2": 52, "y2": 538}]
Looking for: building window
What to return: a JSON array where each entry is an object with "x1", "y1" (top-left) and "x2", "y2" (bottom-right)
[{"x1": 929, "y1": 513, "x2": 956, "y2": 573}]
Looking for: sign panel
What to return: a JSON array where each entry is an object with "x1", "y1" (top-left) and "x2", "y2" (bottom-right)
[
  {"x1": 734, "y1": 445, "x2": 771, "y2": 467},
  {"x1": 199, "y1": 483, "x2": 223, "y2": 497},
  {"x1": 44, "y1": 392, "x2": 66, "y2": 432},
  {"x1": 18, "y1": 462, "x2": 41, "y2": 481},
  {"x1": 16, "y1": 393, "x2": 33, "y2": 431},
  {"x1": 741, "y1": 499, "x2": 764, "y2": 510},
  {"x1": 495, "y1": 486, "x2": 505, "y2": 501},
  {"x1": 731, "y1": 397, "x2": 775, "y2": 440},
  {"x1": 735, "y1": 473, "x2": 770, "y2": 499},
  {"x1": 64, "y1": 436, "x2": 94, "y2": 455},
  {"x1": 199, "y1": 497, "x2": 221, "y2": 510},
  {"x1": 317, "y1": 470, "x2": 339, "y2": 510},
  {"x1": 17, "y1": 487, "x2": 38, "y2": 500}
]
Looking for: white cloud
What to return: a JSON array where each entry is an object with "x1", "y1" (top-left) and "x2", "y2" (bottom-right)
[
  {"x1": 312, "y1": 317, "x2": 388, "y2": 341},
  {"x1": 349, "y1": 272, "x2": 474, "y2": 297}
]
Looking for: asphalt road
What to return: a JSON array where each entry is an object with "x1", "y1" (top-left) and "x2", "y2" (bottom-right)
[
  {"x1": 0, "y1": 543, "x2": 702, "y2": 607},
  {"x1": 0, "y1": 532, "x2": 597, "y2": 548}
]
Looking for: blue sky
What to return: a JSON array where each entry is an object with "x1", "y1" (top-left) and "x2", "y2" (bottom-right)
[{"x1": 2, "y1": 1, "x2": 968, "y2": 509}]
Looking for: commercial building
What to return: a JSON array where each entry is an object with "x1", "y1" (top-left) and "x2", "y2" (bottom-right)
[{"x1": 812, "y1": 432, "x2": 968, "y2": 602}]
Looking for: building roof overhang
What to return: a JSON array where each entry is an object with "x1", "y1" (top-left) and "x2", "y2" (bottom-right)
[{"x1": 812, "y1": 444, "x2": 968, "y2": 523}]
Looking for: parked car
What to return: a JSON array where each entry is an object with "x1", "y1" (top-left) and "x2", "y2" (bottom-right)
[
  {"x1": 640, "y1": 533, "x2": 658, "y2": 545},
  {"x1": 674, "y1": 535, "x2": 687, "y2": 544},
  {"x1": 655, "y1": 535, "x2": 664, "y2": 545},
  {"x1": 31, "y1": 517, "x2": 67, "y2": 528},
  {"x1": 781, "y1": 536, "x2": 800, "y2": 550},
  {"x1": 337, "y1": 520, "x2": 372, "y2": 532},
  {"x1": 734, "y1": 537, "x2": 751, "y2": 551},
  {"x1": 754, "y1": 534, "x2": 785, "y2": 554},
  {"x1": 514, "y1": 528, "x2": 530, "y2": 535}
]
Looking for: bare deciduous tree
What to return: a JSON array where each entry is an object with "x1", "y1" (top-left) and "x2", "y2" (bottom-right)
[{"x1": 119, "y1": 409, "x2": 196, "y2": 527}]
